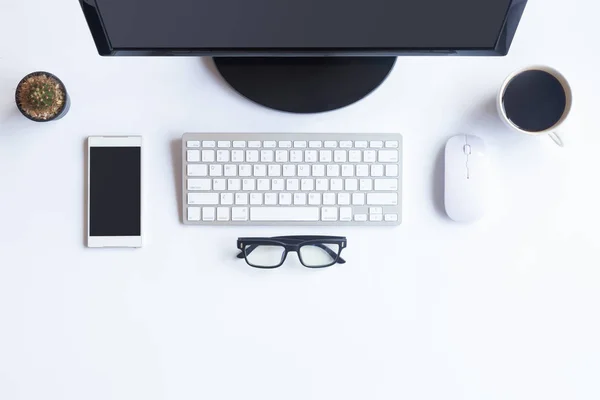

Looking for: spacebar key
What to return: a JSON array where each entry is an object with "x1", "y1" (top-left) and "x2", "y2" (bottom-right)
[{"x1": 250, "y1": 207, "x2": 320, "y2": 221}]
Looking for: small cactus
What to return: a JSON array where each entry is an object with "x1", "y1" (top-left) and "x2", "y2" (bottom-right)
[
  {"x1": 27, "y1": 81, "x2": 57, "y2": 110},
  {"x1": 16, "y1": 72, "x2": 67, "y2": 121}
]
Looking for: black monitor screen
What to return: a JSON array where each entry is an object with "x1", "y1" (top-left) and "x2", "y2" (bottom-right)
[{"x1": 93, "y1": 0, "x2": 514, "y2": 50}]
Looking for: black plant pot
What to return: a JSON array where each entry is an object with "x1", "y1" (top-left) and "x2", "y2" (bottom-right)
[{"x1": 15, "y1": 71, "x2": 70, "y2": 122}]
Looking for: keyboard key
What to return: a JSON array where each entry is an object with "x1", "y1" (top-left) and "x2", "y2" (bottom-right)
[
  {"x1": 345, "y1": 179, "x2": 358, "y2": 191},
  {"x1": 188, "y1": 179, "x2": 211, "y2": 191},
  {"x1": 370, "y1": 214, "x2": 383, "y2": 222},
  {"x1": 360, "y1": 179, "x2": 373, "y2": 191},
  {"x1": 250, "y1": 193, "x2": 263, "y2": 205},
  {"x1": 374, "y1": 179, "x2": 399, "y2": 191},
  {"x1": 385, "y1": 214, "x2": 399, "y2": 222},
  {"x1": 216, "y1": 150, "x2": 229, "y2": 162},
  {"x1": 188, "y1": 207, "x2": 201, "y2": 221},
  {"x1": 340, "y1": 141, "x2": 353, "y2": 148},
  {"x1": 327, "y1": 165, "x2": 340, "y2": 177},
  {"x1": 264, "y1": 141, "x2": 277, "y2": 148},
  {"x1": 316, "y1": 179, "x2": 328, "y2": 191},
  {"x1": 324, "y1": 141, "x2": 337, "y2": 148},
  {"x1": 323, "y1": 193, "x2": 336, "y2": 205},
  {"x1": 224, "y1": 165, "x2": 237, "y2": 177},
  {"x1": 355, "y1": 214, "x2": 367, "y2": 222},
  {"x1": 286, "y1": 179, "x2": 299, "y2": 191},
  {"x1": 319, "y1": 150, "x2": 332, "y2": 162},
  {"x1": 248, "y1": 141, "x2": 261, "y2": 148},
  {"x1": 257, "y1": 179, "x2": 270, "y2": 191},
  {"x1": 221, "y1": 193, "x2": 234, "y2": 205},
  {"x1": 272, "y1": 179, "x2": 285, "y2": 191},
  {"x1": 298, "y1": 165, "x2": 310, "y2": 177},
  {"x1": 370, "y1": 207, "x2": 383, "y2": 214},
  {"x1": 356, "y1": 165, "x2": 369, "y2": 177},
  {"x1": 242, "y1": 179, "x2": 256, "y2": 191},
  {"x1": 232, "y1": 207, "x2": 249, "y2": 221},
  {"x1": 370, "y1": 141, "x2": 383, "y2": 148},
  {"x1": 203, "y1": 141, "x2": 216, "y2": 148},
  {"x1": 378, "y1": 150, "x2": 399, "y2": 163},
  {"x1": 355, "y1": 141, "x2": 368, "y2": 148},
  {"x1": 330, "y1": 179, "x2": 343, "y2": 191},
  {"x1": 233, "y1": 141, "x2": 246, "y2": 148},
  {"x1": 236, "y1": 193, "x2": 249, "y2": 205},
  {"x1": 218, "y1": 141, "x2": 231, "y2": 148},
  {"x1": 305, "y1": 150, "x2": 318, "y2": 162},
  {"x1": 268, "y1": 165, "x2": 281, "y2": 176},
  {"x1": 352, "y1": 193, "x2": 365, "y2": 205},
  {"x1": 279, "y1": 141, "x2": 292, "y2": 148},
  {"x1": 385, "y1": 141, "x2": 399, "y2": 148},
  {"x1": 251, "y1": 207, "x2": 319, "y2": 221},
  {"x1": 371, "y1": 165, "x2": 384, "y2": 177},
  {"x1": 279, "y1": 193, "x2": 292, "y2": 205},
  {"x1": 301, "y1": 179, "x2": 314, "y2": 191},
  {"x1": 341, "y1": 165, "x2": 354, "y2": 177},
  {"x1": 187, "y1": 150, "x2": 200, "y2": 162},
  {"x1": 309, "y1": 141, "x2": 322, "y2": 148},
  {"x1": 334, "y1": 150, "x2": 347, "y2": 163},
  {"x1": 293, "y1": 141, "x2": 307, "y2": 148},
  {"x1": 386, "y1": 165, "x2": 399, "y2": 177},
  {"x1": 312, "y1": 165, "x2": 325, "y2": 177},
  {"x1": 308, "y1": 193, "x2": 321, "y2": 205},
  {"x1": 367, "y1": 193, "x2": 398, "y2": 205},
  {"x1": 265, "y1": 193, "x2": 278, "y2": 205},
  {"x1": 231, "y1": 150, "x2": 244, "y2": 162},
  {"x1": 246, "y1": 150, "x2": 259, "y2": 162},
  {"x1": 290, "y1": 150, "x2": 303, "y2": 162},
  {"x1": 261, "y1": 150, "x2": 274, "y2": 162},
  {"x1": 275, "y1": 150, "x2": 288, "y2": 162},
  {"x1": 187, "y1": 141, "x2": 200, "y2": 148},
  {"x1": 239, "y1": 165, "x2": 252, "y2": 177},
  {"x1": 188, "y1": 193, "x2": 219, "y2": 205},
  {"x1": 213, "y1": 179, "x2": 226, "y2": 191},
  {"x1": 364, "y1": 150, "x2": 377, "y2": 163},
  {"x1": 338, "y1": 193, "x2": 351, "y2": 205},
  {"x1": 283, "y1": 165, "x2": 296, "y2": 176},
  {"x1": 188, "y1": 164, "x2": 208, "y2": 176},
  {"x1": 321, "y1": 207, "x2": 338, "y2": 221},
  {"x1": 294, "y1": 193, "x2": 307, "y2": 205},
  {"x1": 217, "y1": 207, "x2": 230, "y2": 221},
  {"x1": 228, "y1": 179, "x2": 241, "y2": 191},
  {"x1": 253, "y1": 165, "x2": 267, "y2": 176},
  {"x1": 209, "y1": 165, "x2": 223, "y2": 176},
  {"x1": 349, "y1": 150, "x2": 361, "y2": 162},
  {"x1": 202, "y1": 207, "x2": 216, "y2": 221},
  {"x1": 340, "y1": 207, "x2": 352, "y2": 221},
  {"x1": 202, "y1": 150, "x2": 215, "y2": 162}
]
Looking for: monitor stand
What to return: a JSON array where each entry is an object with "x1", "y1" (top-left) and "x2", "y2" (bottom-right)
[{"x1": 213, "y1": 57, "x2": 397, "y2": 114}]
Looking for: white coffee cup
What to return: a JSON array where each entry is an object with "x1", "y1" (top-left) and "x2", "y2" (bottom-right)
[{"x1": 497, "y1": 66, "x2": 572, "y2": 147}]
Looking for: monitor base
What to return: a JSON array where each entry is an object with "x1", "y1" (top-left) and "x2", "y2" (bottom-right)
[{"x1": 213, "y1": 57, "x2": 397, "y2": 114}]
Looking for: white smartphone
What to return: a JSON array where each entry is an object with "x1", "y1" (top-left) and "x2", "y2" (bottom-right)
[{"x1": 87, "y1": 136, "x2": 142, "y2": 248}]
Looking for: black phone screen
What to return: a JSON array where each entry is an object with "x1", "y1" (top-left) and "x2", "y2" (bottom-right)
[{"x1": 89, "y1": 147, "x2": 141, "y2": 237}]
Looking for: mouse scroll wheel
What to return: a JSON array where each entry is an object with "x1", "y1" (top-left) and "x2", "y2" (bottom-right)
[{"x1": 463, "y1": 144, "x2": 472, "y2": 155}]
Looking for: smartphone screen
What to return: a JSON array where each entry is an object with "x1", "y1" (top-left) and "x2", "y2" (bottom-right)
[{"x1": 88, "y1": 139, "x2": 142, "y2": 247}]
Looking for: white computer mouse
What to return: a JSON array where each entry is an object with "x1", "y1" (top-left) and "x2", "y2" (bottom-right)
[{"x1": 444, "y1": 135, "x2": 488, "y2": 223}]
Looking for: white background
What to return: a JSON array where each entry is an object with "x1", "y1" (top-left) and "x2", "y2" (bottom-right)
[{"x1": 1, "y1": 0, "x2": 600, "y2": 399}]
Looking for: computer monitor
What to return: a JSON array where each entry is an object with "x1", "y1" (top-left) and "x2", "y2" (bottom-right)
[{"x1": 79, "y1": 0, "x2": 528, "y2": 113}]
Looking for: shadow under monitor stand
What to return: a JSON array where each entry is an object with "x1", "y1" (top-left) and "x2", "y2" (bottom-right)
[{"x1": 213, "y1": 57, "x2": 397, "y2": 113}]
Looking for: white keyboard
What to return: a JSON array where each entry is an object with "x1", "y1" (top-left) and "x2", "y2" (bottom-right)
[{"x1": 182, "y1": 133, "x2": 402, "y2": 225}]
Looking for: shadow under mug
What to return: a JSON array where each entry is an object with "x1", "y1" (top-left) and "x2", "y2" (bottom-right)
[{"x1": 497, "y1": 66, "x2": 572, "y2": 147}]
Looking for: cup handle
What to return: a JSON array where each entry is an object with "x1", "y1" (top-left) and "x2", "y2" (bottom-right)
[{"x1": 549, "y1": 132, "x2": 564, "y2": 147}]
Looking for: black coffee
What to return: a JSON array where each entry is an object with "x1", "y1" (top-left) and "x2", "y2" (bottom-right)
[{"x1": 502, "y1": 70, "x2": 567, "y2": 132}]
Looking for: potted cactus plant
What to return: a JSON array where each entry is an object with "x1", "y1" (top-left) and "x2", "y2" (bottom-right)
[{"x1": 15, "y1": 72, "x2": 70, "y2": 122}]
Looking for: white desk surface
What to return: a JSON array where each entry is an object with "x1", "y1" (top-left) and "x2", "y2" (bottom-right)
[{"x1": 1, "y1": 0, "x2": 600, "y2": 399}]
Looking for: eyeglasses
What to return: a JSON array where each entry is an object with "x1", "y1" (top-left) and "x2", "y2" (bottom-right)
[{"x1": 237, "y1": 236, "x2": 347, "y2": 269}]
